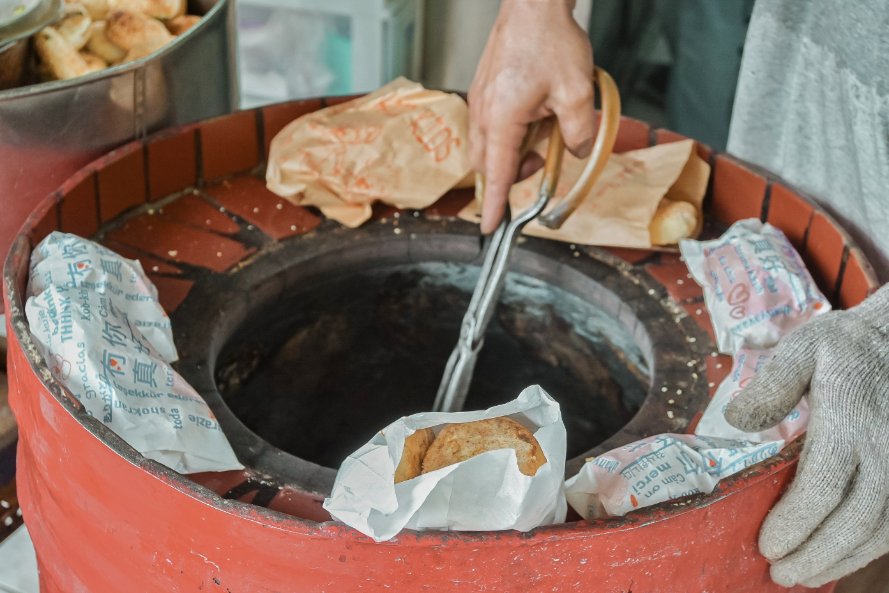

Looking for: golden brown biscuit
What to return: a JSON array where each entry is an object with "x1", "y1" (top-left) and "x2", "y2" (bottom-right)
[
  {"x1": 108, "y1": 0, "x2": 185, "y2": 19},
  {"x1": 35, "y1": 28, "x2": 91, "y2": 80},
  {"x1": 394, "y1": 428, "x2": 435, "y2": 483},
  {"x1": 421, "y1": 417, "x2": 546, "y2": 477},
  {"x1": 54, "y1": 10, "x2": 93, "y2": 51},
  {"x1": 165, "y1": 14, "x2": 200, "y2": 35},
  {"x1": 66, "y1": 0, "x2": 109, "y2": 20},
  {"x1": 105, "y1": 10, "x2": 173, "y2": 52},
  {"x1": 80, "y1": 51, "x2": 108, "y2": 72},
  {"x1": 122, "y1": 40, "x2": 168, "y2": 62},
  {"x1": 87, "y1": 21, "x2": 127, "y2": 64},
  {"x1": 649, "y1": 198, "x2": 698, "y2": 246}
]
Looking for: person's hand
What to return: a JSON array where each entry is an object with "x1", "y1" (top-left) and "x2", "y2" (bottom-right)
[
  {"x1": 469, "y1": 0, "x2": 595, "y2": 234},
  {"x1": 725, "y1": 284, "x2": 889, "y2": 587}
]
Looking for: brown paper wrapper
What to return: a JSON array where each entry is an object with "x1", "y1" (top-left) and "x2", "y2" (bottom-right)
[
  {"x1": 460, "y1": 139, "x2": 709, "y2": 249},
  {"x1": 266, "y1": 78, "x2": 472, "y2": 227}
]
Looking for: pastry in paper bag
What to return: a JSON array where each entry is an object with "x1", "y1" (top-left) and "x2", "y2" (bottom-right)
[
  {"x1": 323, "y1": 385, "x2": 567, "y2": 542},
  {"x1": 266, "y1": 77, "x2": 472, "y2": 227},
  {"x1": 459, "y1": 139, "x2": 709, "y2": 248}
]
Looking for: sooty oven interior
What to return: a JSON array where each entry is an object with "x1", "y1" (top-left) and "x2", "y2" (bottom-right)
[{"x1": 172, "y1": 217, "x2": 706, "y2": 494}]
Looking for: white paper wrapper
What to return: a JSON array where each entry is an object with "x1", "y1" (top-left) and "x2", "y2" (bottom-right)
[
  {"x1": 28, "y1": 235, "x2": 177, "y2": 363},
  {"x1": 680, "y1": 219, "x2": 830, "y2": 354},
  {"x1": 565, "y1": 221, "x2": 820, "y2": 520},
  {"x1": 25, "y1": 232, "x2": 242, "y2": 474},
  {"x1": 565, "y1": 434, "x2": 784, "y2": 518},
  {"x1": 695, "y1": 348, "x2": 809, "y2": 444},
  {"x1": 323, "y1": 385, "x2": 567, "y2": 542}
]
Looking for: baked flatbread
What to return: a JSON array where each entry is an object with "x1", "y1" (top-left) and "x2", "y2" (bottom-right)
[
  {"x1": 394, "y1": 428, "x2": 435, "y2": 483},
  {"x1": 421, "y1": 417, "x2": 546, "y2": 476}
]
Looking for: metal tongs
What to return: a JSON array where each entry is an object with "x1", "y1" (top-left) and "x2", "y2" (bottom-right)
[{"x1": 433, "y1": 67, "x2": 622, "y2": 413}]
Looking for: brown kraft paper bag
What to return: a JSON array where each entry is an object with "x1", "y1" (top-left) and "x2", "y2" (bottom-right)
[
  {"x1": 460, "y1": 138, "x2": 709, "y2": 248},
  {"x1": 266, "y1": 77, "x2": 472, "y2": 227}
]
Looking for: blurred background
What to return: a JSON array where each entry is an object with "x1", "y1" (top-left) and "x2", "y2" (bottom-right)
[{"x1": 236, "y1": 0, "x2": 754, "y2": 151}]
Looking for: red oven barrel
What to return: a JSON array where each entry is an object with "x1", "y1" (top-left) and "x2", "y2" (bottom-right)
[{"x1": 2, "y1": 99, "x2": 879, "y2": 592}]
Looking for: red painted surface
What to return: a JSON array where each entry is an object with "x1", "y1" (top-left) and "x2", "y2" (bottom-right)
[
  {"x1": 0, "y1": 145, "x2": 109, "y2": 288},
  {"x1": 840, "y1": 249, "x2": 876, "y2": 309},
  {"x1": 58, "y1": 171, "x2": 100, "y2": 238},
  {"x1": 203, "y1": 176, "x2": 322, "y2": 239},
  {"x1": 3, "y1": 323, "x2": 831, "y2": 593},
  {"x1": 27, "y1": 198, "x2": 60, "y2": 248},
  {"x1": 199, "y1": 111, "x2": 261, "y2": 182},
  {"x1": 106, "y1": 215, "x2": 255, "y2": 273},
  {"x1": 767, "y1": 184, "x2": 815, "y2": 252},
  {"x1": 806, "y1": 211, "x2": 847, "y2": 297},
  {"x1": 612, "y1": 116, "x2": 650, "y2": 153},
  {"x1": 147, "y1": 128, "x2": 200, "y2": 202},
  {"x1": 644, "y1": 257, "x2": 703, "y2": 303},
  {"x1": 4, "y1": 101, "x2": 881, "y2": 592},
  {"x1": 158, "y1": 193, "x2": 242, "y2": 235},
  {"x1": 711, "y1": 155, "x2": 768, "y2": 225},
  {"x1": 654, "y1": 128, "x2": 713, "y2": 162},
  {"x1": 97, "y1": 144, "x2": 148, "y2": 223}
]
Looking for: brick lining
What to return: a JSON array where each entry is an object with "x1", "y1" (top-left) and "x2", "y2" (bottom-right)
[
  {"x1": 28, "y1": 194, "x2": 61, "y2": 246},
  {"x1": 97, "y1": 144, "x2": 147, "y2": 223},
  {"x1": 199, "y1": 111, "x2": 261, "y2": 182},
  {"x1": 59, "y1": 171, "x2": 100, "y2": 238},
  {"x1": 146, "y1": 128, "x2": 199, "y2": 202},
  {"x1": 711, "y1": 154, "x2": 767, "y2": 225},
  {"x1": 43, "y1": 101, "x2": 881, "y2": 318},
  {"x1": 613, "y1": 116, "x2": 650, "y2": 153},
  {"x1": 261, "y1": 99, "x2": 324, "y2": 161}
]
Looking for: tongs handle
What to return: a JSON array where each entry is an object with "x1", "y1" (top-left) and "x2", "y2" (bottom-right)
[
  {"x1": 538, "y1": 67, "x2": 622, "y2": 229},
  {"x1": 433, "y1": 67, "x2": 622, "y2": 413}
]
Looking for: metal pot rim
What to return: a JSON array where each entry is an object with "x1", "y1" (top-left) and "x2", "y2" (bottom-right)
[{"x1": 0, "y1": 0, "x2": 61, "y2": 46}]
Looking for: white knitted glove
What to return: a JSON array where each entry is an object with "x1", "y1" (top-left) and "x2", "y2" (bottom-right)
[{"x1": 725, "y1": 283, "x2": 889, "y2": 588}]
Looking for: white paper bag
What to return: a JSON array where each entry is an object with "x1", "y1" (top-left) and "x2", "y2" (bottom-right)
[
  {"x1": 565, "y1": 221, "x2": 822, "y2": 520},
  {"x1": 680, "y1": 219, "x2": 830, "y2": 354},
  {"x1": 323, "y1": 385, "x2": 567, "y2": 542},
  {"x1": 565, "y1": 433, "x2": 784, "y2": 518},
  {"x1": 695, "y1": 348, "x2": 809, "y2": 444},
  {"x1": 25, "y1": 232, "x2": 242, "y2": 474}
]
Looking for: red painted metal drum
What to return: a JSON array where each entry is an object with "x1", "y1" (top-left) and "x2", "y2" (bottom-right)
[{"x1": 2, "y1": 99, "x2": 879, "y2": 592}]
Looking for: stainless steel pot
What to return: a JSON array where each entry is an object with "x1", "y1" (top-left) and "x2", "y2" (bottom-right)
[
  {"x1": 0, "y1": 0, "x2": 237, "y2": 268},
  {"x1": 0, "y1": 38, "x2": 30, "y2": 90},
  {"x1": 0, "y1": 0, "x2": 60, "y2": 90}
]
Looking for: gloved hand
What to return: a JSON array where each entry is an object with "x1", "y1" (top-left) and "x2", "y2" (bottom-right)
[
  {"x1": 726, "y1": 283, "x2": 889, "y2": 587},
  {"x1": 469, "y1": 0, "x2": 595, "y2": 233}
]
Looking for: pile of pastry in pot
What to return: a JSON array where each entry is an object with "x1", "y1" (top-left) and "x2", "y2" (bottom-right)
[{"x1": 35, "y1": 0, "x2": 201, "y2": 80}]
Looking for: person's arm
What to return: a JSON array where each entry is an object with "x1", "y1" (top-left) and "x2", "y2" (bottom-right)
[{"x1": 469, "y1": 0, "x2": 596, "y2": 233}]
